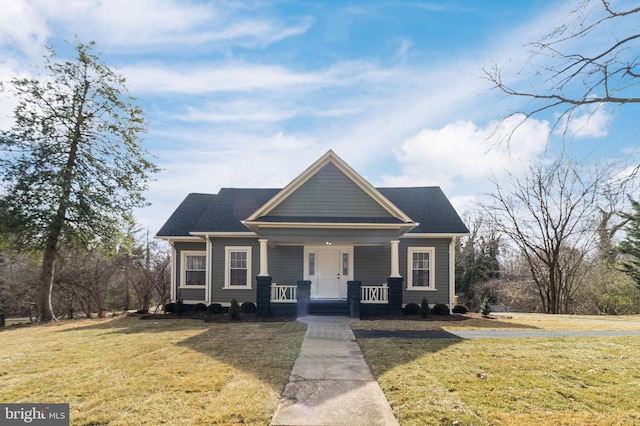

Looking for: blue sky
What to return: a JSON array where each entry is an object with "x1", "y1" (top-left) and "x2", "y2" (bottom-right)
[{"x1": 1, "y1": 0, "x2": 638, "y2": 235}]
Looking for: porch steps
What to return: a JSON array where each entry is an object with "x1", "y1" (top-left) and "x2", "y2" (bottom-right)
[{"x1": 308, "y1": 300, "x2": 350, "y2": 315}]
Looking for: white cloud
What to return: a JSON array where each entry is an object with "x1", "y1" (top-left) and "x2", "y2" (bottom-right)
[
  {"x1": 0, "y1": 0, "x2": 51, "y2": 55},
  {"x1": 381, "y1": 114, "x2": 550, "y2": 189},
  {"x1": 556, "y1": 104, "x2": 610, "y2": 139},
  {"x1": 0, "y1": 0, "x2": 313, "y2": 53},
  {"x1": 123, "y1": 63, "x2": 328, "y2": 94}
]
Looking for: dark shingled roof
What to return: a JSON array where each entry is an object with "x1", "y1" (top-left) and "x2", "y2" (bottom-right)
[
  {"x1": 378, "y1": 187, "x2": 468, "y2": 234},
  {"x1": 155, "y1": 193, "x2": 217, "y2": 237},
  {"x1": 156, "y1": 186, "x2": 468, "y2": 237}
]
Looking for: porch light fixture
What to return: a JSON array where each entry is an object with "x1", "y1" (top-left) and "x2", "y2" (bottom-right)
[{"x1": 325, "y1": 241, "x2": 332, "y2": 245}]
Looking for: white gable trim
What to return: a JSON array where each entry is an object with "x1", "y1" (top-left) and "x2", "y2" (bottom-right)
[{"x1": 245, "y1": 150, "x2": 414, "y2": 224}]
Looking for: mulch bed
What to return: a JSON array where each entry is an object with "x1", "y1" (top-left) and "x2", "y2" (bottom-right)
[
  {"x1": 135, "y1": 312, "x2": 475, "y2": 323},
  {"x1": 136, "y1": 312, "x2": 295, "y2": 323}
]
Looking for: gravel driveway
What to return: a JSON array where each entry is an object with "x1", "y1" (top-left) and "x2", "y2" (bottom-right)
[{"x1": 352, "y1": 329, "x2": 640, "y2": 339}]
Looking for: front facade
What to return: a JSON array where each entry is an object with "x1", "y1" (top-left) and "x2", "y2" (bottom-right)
[{"x1": 156, "y1": 150, "x2": 469, "y2": 314}]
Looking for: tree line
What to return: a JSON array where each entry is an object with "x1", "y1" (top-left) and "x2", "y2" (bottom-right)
[
  {"x1": 0, "y1": 235, "x2": 170, "y2": 320},
  {"x1": 456, "y1": 157, "x2": 640, "y2": 314}
]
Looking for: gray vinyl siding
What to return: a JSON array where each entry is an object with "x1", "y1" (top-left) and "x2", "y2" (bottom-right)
[
  {"x1": 269, "y1": 246, "x2": 304, "y2": 285},
  {"x1": 174, "y1": 242, "x2": 207, "y2": 302},
  {"x1": 354, "y1": 246, "x2": 390, "y2": 284},
  {"x1": 177, "y1": 288, "x2": 205, "y2": 300},
  {"x1": 209, "y1": 237, "x2": 259, "y2": 305},
  {"x1": 268, "y1": 162, "x2": 392, "y2": 218},
  {"x1": 400, "y1": 238, "x2": 451, "y2": 305},
  {"x1": 356, "y1": 239, "x2": 451, "y2": 305}
]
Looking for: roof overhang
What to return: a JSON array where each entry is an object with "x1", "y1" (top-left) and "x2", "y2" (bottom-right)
[
  {"x1": 189, "y1": 231, "x2": 257, "y2": 238},
  {"x1": 155, "y1": 236, "x2": 203, "y2": 242},
  {"x1": 401, "y1": 233, "x2": 470, "y2": 238},
  {"x1": 243, "y1": 220, "x2": 418, "y2": 233}
]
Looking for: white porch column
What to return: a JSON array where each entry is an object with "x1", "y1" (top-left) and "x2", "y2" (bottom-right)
[
  {"x1": 390, "y1": 240, "x2": 401, "y2": 278},
  {"x1": 169, "y1": 241, "x2": 176, "y2": 302},
  {"x1": 258, "y1": 239, "x2": 269, "y2": 276},
  {"x1": 449, "y1": 237, "x2": 457, "y2": 314}
]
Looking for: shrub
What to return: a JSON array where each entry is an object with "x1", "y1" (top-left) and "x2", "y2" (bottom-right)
[
  {"x1": 452, "y1": 304, "x2": 468, "y2": 314},
  {"x1": 420, "y1": 297, "x2": 430, "y2": 318},
  {"x1": 164, "y1": 303, "x2": 176, "y2": 314},
  {"x1": 175, "y1": 299, "x2": 185, "y2": 315},
  {"x1": 207, "y1": 303, "x2": 223, "y2": 314},
  {"x1": 403, "y1": 303, "x2": 420, "y2": 315},
  {"x1": 431, "y1": 303, "x2": 450, "y2": 316},
  {"x1": 229, "y1": 299, "x2": 240, "y2": 320},
  {"x1": 240, "y1": 302, "x2": 256, "y2": 313},
  {"x1": 194, "y1": 303, "x2": 207, "y2": 312},
  {"x1": 481, "y1": 295, "x2": 491, "y2": 317}
]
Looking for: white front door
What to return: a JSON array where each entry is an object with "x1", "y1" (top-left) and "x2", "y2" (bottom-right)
[
  {"x1": 305, "y1": 246, "x2": 353, "y2": 299},
  {"x1": 317, "y1": 248, "x2": 340, "y2": 298}
]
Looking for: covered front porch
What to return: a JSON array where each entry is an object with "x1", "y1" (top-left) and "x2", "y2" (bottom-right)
[
  {"x1": 254, "y1": 237, "x2": 405, "y2": 302},
  {"x1": 255, "y1": 275, "x2": 404, "y2": 318}
]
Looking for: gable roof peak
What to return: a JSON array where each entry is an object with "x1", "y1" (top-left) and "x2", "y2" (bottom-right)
[{"x1": 245, "y1": 149, "x2": 413, "y2": 223}]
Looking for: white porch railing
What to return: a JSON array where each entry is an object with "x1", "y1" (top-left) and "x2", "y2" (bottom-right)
[
  {"x1": 361, "y1": 283, "x2": 388, "y2": 304},
  {"x1": 270, "y1": 283, "x2": 297, "y2": 303}
]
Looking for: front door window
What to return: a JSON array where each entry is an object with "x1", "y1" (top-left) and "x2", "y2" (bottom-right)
[{"x1": 305, "y1": 246, "x2": 352, "y2": 299}]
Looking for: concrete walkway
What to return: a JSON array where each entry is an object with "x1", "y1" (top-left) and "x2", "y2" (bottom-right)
[{"x1": 270, "y1": 315, "x2": 399, "y2": 426}]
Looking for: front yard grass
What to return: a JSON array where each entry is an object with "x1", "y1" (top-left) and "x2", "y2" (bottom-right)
[
  {"x1": 357, "y1": 314, "x2": 640, "y2": 425},
  {"x1": 0, "y1": 316, "x2": 307, "y2": 425}
]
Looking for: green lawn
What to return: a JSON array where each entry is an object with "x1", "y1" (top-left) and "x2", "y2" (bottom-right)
[
  {"x1": 356, "y1": 314, "x2": 640, "y2": 425},
  {"x1": 1, "y1": 316, "x2": 307, "y2": 425},
  {"x1": 3, "y1": 313, "x2": 640, "y2": 425}
]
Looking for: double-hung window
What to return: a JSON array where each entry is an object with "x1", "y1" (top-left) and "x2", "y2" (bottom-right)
[
  {"x1": 407, "y1": 247, "x2": 435, "y2": 290},
  {"x1": 225, "y1": 247, "x2": 252, "y2": 289},
  {"x1": 182, "y1": 251, "x2": 206, "y2": 287}
]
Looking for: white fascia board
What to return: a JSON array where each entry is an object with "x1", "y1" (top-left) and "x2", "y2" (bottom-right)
[
  {"x1": 189, "y1": 231, "x2": 257, "y2": 238},
  {"x1": 401, "y1": 233, "x2": 470, "y2": 238},
  {"x1": 156, "y1": 236, "x2": 204, "y2": 242},
  {"x1": 244, "y1": 221, "x2": 417, "y2": 230}
]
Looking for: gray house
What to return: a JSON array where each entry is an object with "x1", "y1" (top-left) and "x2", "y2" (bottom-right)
[{"x1": 156, "y1": 150, "x2": 468, "y2": 316}]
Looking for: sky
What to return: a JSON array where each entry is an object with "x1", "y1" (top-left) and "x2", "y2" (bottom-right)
[{"x1": 0, "y1": 0, "x2": 638, "y2": 236}]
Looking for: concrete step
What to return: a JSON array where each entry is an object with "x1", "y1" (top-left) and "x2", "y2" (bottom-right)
[{"x1": 308, "y1": 300, "x2": 349, "y2": 315}]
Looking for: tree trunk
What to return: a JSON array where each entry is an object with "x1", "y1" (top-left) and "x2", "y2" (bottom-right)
[
  {"x1": 38, "y1": 246, "x2": 57, "y2": 322},
  {"x1": 37, "y1": 80, "x2": 86, "y2": 322}
]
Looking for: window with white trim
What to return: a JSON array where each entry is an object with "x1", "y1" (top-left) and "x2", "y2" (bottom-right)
[
  {"x1": 407, "y1": 247, "x2": 436, "y2": 290},
  {"x1": 225, "y1": 247, "x2": 252, "y2": 289},
  {"x1": 181, "y1": 251, "x2": 206, "y2": 287}
]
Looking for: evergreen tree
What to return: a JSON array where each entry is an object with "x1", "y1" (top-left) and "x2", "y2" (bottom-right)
[
  {"x1": 0, "y1": 40, "x2": 158, "y2": 321},
  {"x1": 619, "y1": 199, "x2": 640, "y2": 289}
]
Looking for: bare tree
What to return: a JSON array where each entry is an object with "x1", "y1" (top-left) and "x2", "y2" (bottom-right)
[
  {"x1": 55, "y1": 249, "x2": 124, "y2": 318},
  {"x1": 483, "y1": 158, "x2": 605, "y2": 313},
  {"x1": 486, "y1": 0, "x2": 640, "y2": 134},
  {"x1": 0, "y1": 250, "x2": 39, "y2": 321},
  {"x1": 124, "y1": 236, "x2": 170, "y2": 313}
]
